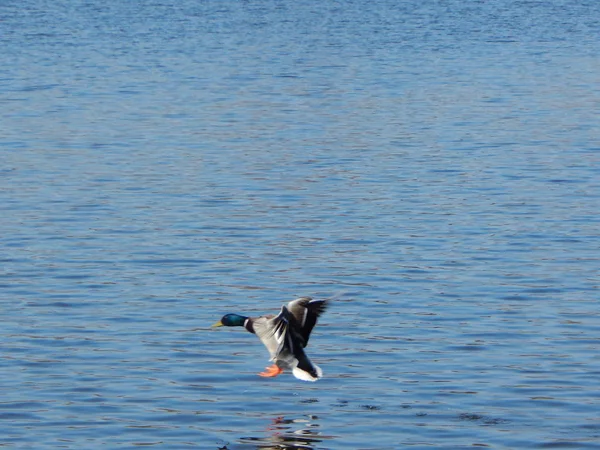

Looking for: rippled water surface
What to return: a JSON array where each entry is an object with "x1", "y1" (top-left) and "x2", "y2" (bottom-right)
[{"x1": 2, "y1": 0, "x2": 600, "y2": 448}]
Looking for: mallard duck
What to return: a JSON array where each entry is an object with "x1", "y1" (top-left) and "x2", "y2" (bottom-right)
[{"x1": 212, "y1": 297, "x2": 328, "y2": 381}]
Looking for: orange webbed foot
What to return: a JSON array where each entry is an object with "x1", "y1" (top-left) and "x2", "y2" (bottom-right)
[{"x1": 259, "y1": 364, "x2": 284, "y2": 378}]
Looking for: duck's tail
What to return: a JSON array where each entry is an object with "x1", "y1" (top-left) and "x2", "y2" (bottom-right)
[{"x1": 292, "y1": 357, "x2": 323, "y2": 382}]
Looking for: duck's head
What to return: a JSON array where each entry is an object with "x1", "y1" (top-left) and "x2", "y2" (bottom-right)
[{"x1": 212, "y1": 313, "x2": 248, "y2": 328}]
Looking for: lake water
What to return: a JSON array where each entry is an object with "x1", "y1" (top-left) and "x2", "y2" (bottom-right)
[{"x1": 2, "y1": 0, "x2": 600, "y2": 448}]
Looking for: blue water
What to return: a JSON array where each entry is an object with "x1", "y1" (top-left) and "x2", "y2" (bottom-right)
[{"x1": 2, "y1": 0, "x2": 600, "y2": 448}]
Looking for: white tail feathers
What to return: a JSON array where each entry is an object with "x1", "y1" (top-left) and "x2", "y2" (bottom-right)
[{"x1": 292, "y1": 364, "x2": 323, "y2": 382}]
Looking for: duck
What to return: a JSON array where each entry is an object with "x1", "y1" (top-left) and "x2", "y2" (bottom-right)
[{"x1": 212, "y1": 296, "x2": 328, "y2": 381}]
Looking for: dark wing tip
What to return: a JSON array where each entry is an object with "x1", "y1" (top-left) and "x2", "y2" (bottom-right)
[{"x1": 307, "y1": 298, "x2": 329, "y2": 317}]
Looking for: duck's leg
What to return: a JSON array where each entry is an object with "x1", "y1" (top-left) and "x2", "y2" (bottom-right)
[{"x1": 259, "y1": 364, "x2": 283, "y2": 377}]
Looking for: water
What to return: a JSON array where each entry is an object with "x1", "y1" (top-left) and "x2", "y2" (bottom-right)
[{"x1": 2, "y1": 0, "x2": 600, "y2": 448}]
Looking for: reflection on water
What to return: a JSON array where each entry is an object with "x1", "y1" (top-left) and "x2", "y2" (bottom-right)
[{"x1": 238, "y1": 416, "x2": 332, "y2": 450}]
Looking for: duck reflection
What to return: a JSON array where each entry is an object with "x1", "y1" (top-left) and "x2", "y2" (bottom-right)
[{"x1": 240, "y1": 415, "x2": 331, "y2": 449}]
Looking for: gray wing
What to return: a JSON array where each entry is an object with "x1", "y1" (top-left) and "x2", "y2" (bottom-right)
[
  {"x1": 252, "y1": 306, "x2": 311, "y2": 369},
  {"x1": 286, "y1": 297, "x2": 329, "y2": 347},
  {"x1": 252, "y1": 308, "x2": 293, "y2": 361}
]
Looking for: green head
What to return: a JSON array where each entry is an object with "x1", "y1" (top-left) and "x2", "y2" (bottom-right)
[{"x1": 212, "y1": 313, "x2": 248, "y2": 328}]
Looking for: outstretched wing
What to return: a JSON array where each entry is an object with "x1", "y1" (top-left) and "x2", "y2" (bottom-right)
[
  {"x1": 252, "y1": 308, "x2": 293, "y2": 361},
  {"x1": 286, "y1": 297, "x2": 328, "y2": 347},
  {"x1": 252, "y1": 302, "x2": 326, "y2": 379}
]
